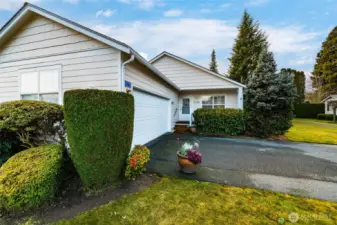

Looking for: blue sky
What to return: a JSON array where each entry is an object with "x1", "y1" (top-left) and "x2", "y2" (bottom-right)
[{"x1": 1, "y1": 0, "x2": 337, "y2": 89}]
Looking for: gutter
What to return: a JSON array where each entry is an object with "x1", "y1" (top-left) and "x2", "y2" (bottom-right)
[{"x1": 121, "y1": 54, "x2": 135, "y2": 92}]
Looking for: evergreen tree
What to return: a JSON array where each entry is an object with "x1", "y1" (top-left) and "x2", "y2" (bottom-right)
[
  {"x1": 228, "y1": 10, "x2": 268, "y2": 84},
  {"x1": 312, "y1": 26, "x2": 337, "y2": 98},
  {"x1": 281, "y1": 68, "x2": 306, "y2": 104},
  {"x1": 245, "y1": 50, "x2": 296, "y2": 137},
  {"x1": 209, "y1": 49, "x2": 219, "y2": 73}
]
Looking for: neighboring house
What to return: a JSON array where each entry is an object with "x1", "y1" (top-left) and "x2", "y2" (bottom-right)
[
  {"x1": 322, "y1": 95, "x2": 337, "y2": 115},
  {"x1": 0, "y1": 3, "x2": 244, "y2": 147}
]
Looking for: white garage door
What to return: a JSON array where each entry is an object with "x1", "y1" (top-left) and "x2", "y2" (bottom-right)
[{"x1": 132, "y1": 89, "x2": 170, "y2": 147}]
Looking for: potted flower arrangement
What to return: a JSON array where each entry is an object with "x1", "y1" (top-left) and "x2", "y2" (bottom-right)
[{"x1": 177, "y1": 142, "x2": 202, "y2": 174}]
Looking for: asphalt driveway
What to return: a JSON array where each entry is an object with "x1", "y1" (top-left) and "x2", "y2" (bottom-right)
[{"x1": 147, "y1": 133, "x2": 337, "y2": 201}]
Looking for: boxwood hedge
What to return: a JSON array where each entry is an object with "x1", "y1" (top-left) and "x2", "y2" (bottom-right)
[
  {"x1": 63, "y1": 89, "x2": 134, "y2": 189},
  {"x1": 317, "y1": 113, "x2": 335, "y2": 121},
  {"x1": 193, "y1": 108, "x2": 245, "y2": 136},
  {"x1": 0, "y1": 144, "x2": 63, "y2": 212},
  {"x1": 294, "y1": 104, "x2": 324, "y2": 118}
]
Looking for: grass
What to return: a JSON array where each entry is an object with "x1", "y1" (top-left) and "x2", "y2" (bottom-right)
[
  {"x1": 55, "y1": 177, "x2": 337, "y2": 225},
  {"x1": 285, "y1": 118, "x2": 337, "y2": 145}
]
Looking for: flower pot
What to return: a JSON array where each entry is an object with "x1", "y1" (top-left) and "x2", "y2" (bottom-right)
[{"x1": 177, "y1": 152, "x2": 198, "y2": 174}]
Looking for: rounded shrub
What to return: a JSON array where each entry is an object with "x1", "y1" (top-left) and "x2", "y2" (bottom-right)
[
  {"x1": 0, "y1": 100, "x2": 64, "y2": 148},
  {"x1": 193, "y1": 108, "x2": 245, "y2": 136},
  {"x1": 63, "y1": 89, "x2": 134, "y2": 189},
  {"x1": 0, "y1": 144, "x2": 63, "y2": 212}
]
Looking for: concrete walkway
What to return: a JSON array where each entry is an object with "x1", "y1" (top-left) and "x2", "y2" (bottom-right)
[{"x1": 147, "y1": 133, "x2": 337, "y2": 202}]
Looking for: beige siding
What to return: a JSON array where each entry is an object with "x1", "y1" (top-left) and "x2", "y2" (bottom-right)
[
  {"x1": 0, "y1": 15, "x2": 120, "y2": 102},
  {"x1": 125, "y1": 60, "x2": 179, "y2": 128},
  {"x1": 153, "y1": 55, "x2": 235, "y2": 89}
]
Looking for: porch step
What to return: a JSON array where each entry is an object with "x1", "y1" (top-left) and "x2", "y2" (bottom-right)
[{"x1": 174, "y1": 122, "x2": 190, "y2": 133}]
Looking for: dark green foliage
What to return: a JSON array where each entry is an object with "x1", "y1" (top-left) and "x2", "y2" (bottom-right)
[
  {"x1": 312, "y1": 27, "x2": 337, "y2": 98},
  {"x1": 281, "y1": 68, "x2": 306, "y2": 104},
  {"x1": 0, "y1": 144, "x2": 63, "y2": 212},
  {"x1": 63, "y1": 89, "x2": 134, "y2": 189},
  {"x1": 0, "y1": 130, "x2": 22, "y2": 166},
  {"x1": 317, "y1": 114, "x2": 334, "y2": 121},
  {"x1": 193, "y1": 108, "x2": 245, "y2": 136},
  {"x1": 294, "y1": 104, "x2": 325, "y2": 118},
  {"x1": 245, "y1": 50, "x2": 297, "y2": 137},
  {"x1": 228, "y1": 10, "x2": 268, "y2": 84},
  {"x1": 0, "y1": 100, "x2": 64, "y2": 148},
  {"x1": 209, "y1": 49, "x2": 219, "y2": 73}
]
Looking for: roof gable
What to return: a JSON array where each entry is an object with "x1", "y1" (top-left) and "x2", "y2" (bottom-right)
[
  {"x1": 0, "y1": 3, "x2": 179, "y2": 90},
  {"x1": 322, "y1": 95, "x2": 337, "y2": 103},
  {"x1": 150, "y1": 51, "x2": 246, "y2": 88}
]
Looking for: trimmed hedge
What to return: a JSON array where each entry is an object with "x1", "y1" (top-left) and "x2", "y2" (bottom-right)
[
  {"x1": 64, "y1": 89, "x2": 134, "y2": 189},
  {"x1": 0, "y1": 100, "x2": 64, "y2": 148},
  {"x1": 294, "y1": 104, "x2": 324, "y2": 118},
  {"x1": 317, "y1": 114, "x2": 335, "y2": 121},
  {"x1": 0, "y1": 144, "x2": 63, "y2": 212},
  {"x1": 193, "y1": 108, "x2": 245, "y2": 136}
]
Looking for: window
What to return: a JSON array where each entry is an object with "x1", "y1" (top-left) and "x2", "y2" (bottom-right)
[
  {"x1": 20, "y1": 68, "x2": 60, "y2": 104},
  {"x1": 202, "y1": 96, "x2": 225, "y2": 109}
]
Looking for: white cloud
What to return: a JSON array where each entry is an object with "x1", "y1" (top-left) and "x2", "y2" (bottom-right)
[
  {"x1": 116, "y1": 0, "x2": 161, "y2": 10},
  {"x1": 92, "y1": 19, "x2": 237, "y2": 57},
  {"x1": 245, "y1": 0, "x2": 270, "y2": 7},
  {"x1": 263, "y1": 25, "x2": 320, "y2": 53},
  {"x1": 63, "y1": 0, "x2": 79, "y2": 4},
  {"x1": 0, "y1": 0, "x2": 41, "y2": 11},
  {"x1": 139, "y1": 52, "x2": 149, "y2": 60},
  {"x1": 96, "y1": 9, "x2": 115, "y2": 17},
  {"x1": 164, "y1": 9, "x2": 183, "y2": 17},
  {"x1": 90, "y1": 18, "x2": 321, "y2": 72},
  {"x1": 220, "y1": 3, "x2": 231, "y2": 8},
  {"x1": 289, "y1": 56, "x2": 315, "y2": 66}
]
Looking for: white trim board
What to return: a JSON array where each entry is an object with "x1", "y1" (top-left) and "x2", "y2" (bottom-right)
[{"x1": 150, "y1": 51, "x2": 246, "y2": 88}]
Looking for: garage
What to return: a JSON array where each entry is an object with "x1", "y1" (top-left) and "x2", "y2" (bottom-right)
[{"x1": 132, "y1": 89, "x2": 171, "y2": 147}]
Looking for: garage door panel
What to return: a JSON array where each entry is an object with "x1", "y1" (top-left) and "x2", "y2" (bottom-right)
[{"x1": 132, "y1": 89, "x2": 170, "y2": 147}]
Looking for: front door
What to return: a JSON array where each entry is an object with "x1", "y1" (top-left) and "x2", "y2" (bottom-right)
[{"x1": 179, "y1": 98, "x2": 191, "y2": 121}]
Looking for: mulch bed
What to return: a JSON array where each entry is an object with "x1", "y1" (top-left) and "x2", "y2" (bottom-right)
[{"x1": 0, "y1": 172, "x2": 159, "y2": 225}]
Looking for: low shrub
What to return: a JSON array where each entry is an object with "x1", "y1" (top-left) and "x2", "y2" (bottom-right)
[
  {"x1": 125, "y1": 145, "x2": 151, "y2": 180},
  {"x1": 0, "y1": 144, "x2": 63, "y2": 212},
  {"x1": 294, "y1": 104, "x2": 325, "y2": 118},
  {"x1": 64, "y1": 89, "x2": 134, "y2": 189},
  {"x1": 317, "y1": 114, "x2": 335, "y2": 121},
  {"x1": 193, "y1": 108, "x2": 245, "y2": 136},
  {"x1": 0, "y1": 100, "x2": 64, "y2": 148}
]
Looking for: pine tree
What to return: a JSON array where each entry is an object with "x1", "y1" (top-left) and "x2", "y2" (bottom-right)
[
  {"x1": 228, "y1": 10, "x2": 268, "y2": 84},
  {"x1": 312, "y1": 26, "x2": 337, "y2": 98},
  {"x1": 281, "y1": 68, "x2": 306, "y2": 104},
  {"x1": 245, "y1": 50, "x2": 296, "y2": 137},
  {"x1": 209, "y1": 49, "x2": 219, "y2": 73}
]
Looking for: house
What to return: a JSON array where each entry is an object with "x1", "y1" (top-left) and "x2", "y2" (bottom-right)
[
  {"x1": 0, "y1": 3, "x2": 245, "y2": 147},
  {"x1": 321, "y1": 95, "x2": 337, "y2": 115}
]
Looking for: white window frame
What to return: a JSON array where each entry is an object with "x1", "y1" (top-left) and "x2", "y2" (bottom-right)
[
  {"x1": 19, "y1": 65, "x2": 62, "y2": 104},
  {"x1": 202, "y1": 95, "x2": 226, "y2": 109}
]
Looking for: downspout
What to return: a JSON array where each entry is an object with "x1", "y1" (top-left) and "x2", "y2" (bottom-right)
[{"x1": 121, "y1": 54, "x2": 135, "y2": 92}]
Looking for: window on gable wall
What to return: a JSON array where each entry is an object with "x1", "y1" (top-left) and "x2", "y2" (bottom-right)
[
  {"x1": 20, "y1": 68, "x2": 60, "y2": 104},
  {"x1": 202, "y1": 96, "x2": 225, "y2": 109}
]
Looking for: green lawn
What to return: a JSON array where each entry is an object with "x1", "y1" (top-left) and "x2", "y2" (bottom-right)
[
  {"x1": 55, "y1": 177, "x2": 337, "y2": 225},
  {"x1": 285, "y1": 118, "x2": 337, "y2": 145}
]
